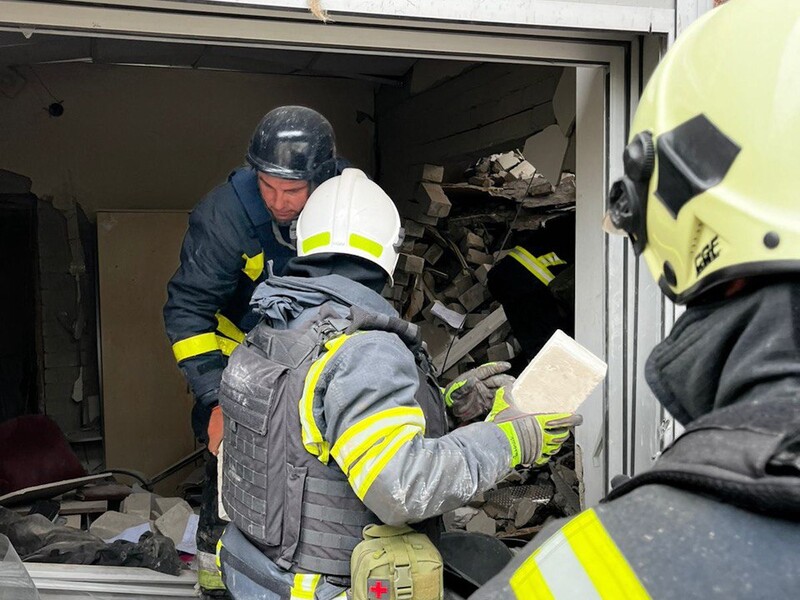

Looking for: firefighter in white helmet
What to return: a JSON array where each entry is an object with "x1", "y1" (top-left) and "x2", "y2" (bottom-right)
[
  {"x1": 214, "y1": 168, "x2": 582, "y2": 599},
  {"x1": 472, "y1": 2, "x2": 800, "y2": 598}
]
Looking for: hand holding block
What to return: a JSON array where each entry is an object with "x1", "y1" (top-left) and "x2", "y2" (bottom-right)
[{"x1": 511, "y1": 330, "x2": 607, "y2": 414}]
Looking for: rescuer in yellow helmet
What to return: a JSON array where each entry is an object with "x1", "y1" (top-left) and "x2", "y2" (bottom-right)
[{"x1": 472, "y1": 2, "x2": 800, "y2": 597}]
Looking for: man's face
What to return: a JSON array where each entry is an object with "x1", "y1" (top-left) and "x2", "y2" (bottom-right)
[{"x1": 257, "y1": 173, "x2": 310, "y2": 224}]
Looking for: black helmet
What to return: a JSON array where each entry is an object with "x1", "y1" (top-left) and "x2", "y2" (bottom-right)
[{"x1": 246, "y1": 106, "x2": 336, "y2": 183}]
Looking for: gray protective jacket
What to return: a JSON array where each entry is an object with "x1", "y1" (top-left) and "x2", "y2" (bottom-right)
[{"x1": 219, "y1": 275, "x2": 513, "y2": 591}]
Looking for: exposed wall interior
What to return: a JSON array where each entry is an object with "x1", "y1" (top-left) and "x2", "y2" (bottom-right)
[{"x1": 376, "y1": 62, "x2": 572, "y2": 201}]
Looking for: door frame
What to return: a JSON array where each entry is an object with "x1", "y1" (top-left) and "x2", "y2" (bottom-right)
[{"x1": 0, "y1": 0, "x2": 670, "y2": 505}]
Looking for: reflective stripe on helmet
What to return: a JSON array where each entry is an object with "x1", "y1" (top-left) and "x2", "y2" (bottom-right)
[
  {"x1": 302, "y1": 231, "x2": 331, "y2": 254},
  {"x1": 349, "y1": 233, "x2": 384, "y2": 259}
]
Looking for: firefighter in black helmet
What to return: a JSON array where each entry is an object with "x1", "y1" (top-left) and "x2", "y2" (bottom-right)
[{"x1": 163, "y1": 106, "x2": 344, "y2": 597}]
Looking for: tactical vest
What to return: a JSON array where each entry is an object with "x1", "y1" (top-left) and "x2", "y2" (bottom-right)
[{"x1": 219, "y1": 306, "x2": 448, "y2": 577}]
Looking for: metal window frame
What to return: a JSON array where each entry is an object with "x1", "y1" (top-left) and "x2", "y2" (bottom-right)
[{"x1": 0, "y1": 0, "x2": 687, "y2": 506}]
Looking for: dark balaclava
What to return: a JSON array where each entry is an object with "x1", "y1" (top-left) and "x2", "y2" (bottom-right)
[
  {"x1": 283, "y1": 253, "x2": 388, "y2": 295},
  {"x1": 645, "y1": 279, "x2": 800, "y2": 426}
]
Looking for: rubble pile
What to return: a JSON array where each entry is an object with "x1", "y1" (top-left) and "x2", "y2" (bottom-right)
[
  {"x1": 3, "y1": 480, "x2": 202, "y2": 556},
  {"x1": 384, "y1": 153, "x2": 576, "y2": 380},
  {"x1": 443, "y1": 451, "x2": 580, "y2": 542},
  {"x1": 384, "y1": 153, "x2": 580, "y2": 539}
]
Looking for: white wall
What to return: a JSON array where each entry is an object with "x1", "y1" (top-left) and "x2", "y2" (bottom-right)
[{"x1": 0, "y1": 63, "x2": 375, "y2": 216}]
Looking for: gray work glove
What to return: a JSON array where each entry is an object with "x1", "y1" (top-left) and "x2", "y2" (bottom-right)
[
  {"x1": 486, "y1": 387, "x2": 583, "y2": 467},
  {"x1": 443, "y1": 361, "x2": 515, "y2": 423}
]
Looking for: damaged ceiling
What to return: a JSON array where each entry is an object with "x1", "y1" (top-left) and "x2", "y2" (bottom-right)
[{"x1": 0, "y1": 30, "x2": 417, "y2": 83}]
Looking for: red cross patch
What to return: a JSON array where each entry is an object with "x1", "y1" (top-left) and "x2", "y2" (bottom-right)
[{"x1": 367, "y1": 578, "x2": 391, "y2": 600}]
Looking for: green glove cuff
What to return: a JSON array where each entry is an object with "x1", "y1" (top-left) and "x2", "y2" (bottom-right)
[
  {"x1": 497, "y1": 422, "x2": 522, "y2": 467},
  {"x1": 485, "y1": 387, "x2": 511, "y2": 422},
  {"x1": 443, "y1": 379, "x2": 467, "y2": 408}
]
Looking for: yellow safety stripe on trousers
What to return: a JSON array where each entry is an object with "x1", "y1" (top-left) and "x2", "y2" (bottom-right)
[
  {"x1": 215, "y1": 539, "x2": 223, "y2": 569},
  {"x1": 509, "y1": 508, "x2": 650, "y2": 599},
  {"x1": 241, "y1": 251, "x2": 265, "y2": 281},
  {"x1": 290, "y1": 573, "x2": 321, "y2": 600},
  {"x1": 348, "y1": 424, "x2": 421, "y2": 499},
  {"x1": 215, "y1": 312, "x2": 246, "y2": 344},
  {"x1": 299, "y1": 333, "x2": 359, "y2": 465},
  {"x1": 508, "y1": 246, "x2": 556, "y2": 286},
  {"x1": 331, "y1": 406, "x2": 426, "y2": 474},
  {"x1": 538, "y1": 251, "x2": 567, "y2": 268},
  {"x1": 172, "y1": 332, "x2": 219, "y2": 362}
]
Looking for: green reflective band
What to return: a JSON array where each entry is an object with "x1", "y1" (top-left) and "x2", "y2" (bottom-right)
[
  {"x1": 444, "y1": 379, "x2": 467, "y2": 407},
  {"x1": 485, "y1": 387, "x2": 510, "y2": 422},
  {"x1": 302, "y1": 231, "x2": 331, "y2": 253},
  {"x1": 498, "y1": 422, "x2": 521, "y2": 467},
  {"x1": 349, "y1": 233, "x2": 383, "y2": 259}
]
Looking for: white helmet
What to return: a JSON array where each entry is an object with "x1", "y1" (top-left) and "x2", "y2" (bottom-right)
[{"x1": 296, "y1": 168, "x2": 403, "y2": 283}]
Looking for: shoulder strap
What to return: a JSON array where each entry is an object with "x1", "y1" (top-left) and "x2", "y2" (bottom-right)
[
  {"x1": 345, "y1": 306, "x2": 439, "y2": 378},
  {"x1": 605, "y1": 397, "x2": 800, "y2": 519}
]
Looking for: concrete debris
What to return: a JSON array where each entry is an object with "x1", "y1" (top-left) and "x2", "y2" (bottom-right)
[
  {"x1": 444, "y1": 506, "x2": 480, "y2": 532},
  {"x1": 121, "y1": 492, "x2": 153, "y2": 520},
  {"x1": 152, "y1": 496, "x2": 186, "y2": 519},
  {"x1": 63, "y1": 514, "x2": 82, "y2": 529},
  {"x1": 416, "y1": 163, "x2": 445, "y2": 183},
  {"x1": 522, "y1": 125, "x2": 570, "y2": 189},
  {"x1": 494, "y1": 152, "x2": 519, "y2": 172},
  {"x1": 514, "y1": 498, "x2": 540, "y2": 529},
  {"x1": 89, "y1": 511, "x2": 151, "y2": 541},
  {"x1": 416, "y1": 182, "x2": 452, "y2": 218},
  {"x1": 154, "y1": 500, "x2": 196, "y2": 549},
  {"x1": 466, "y1": 510, "x2": 496, "y2": 536}
]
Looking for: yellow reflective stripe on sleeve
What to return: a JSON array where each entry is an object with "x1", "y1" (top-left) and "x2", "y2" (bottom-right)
[
  {"x1": 509, "y1": 246, "x2": 555, "y2": 286},
  {"x1": 299, "y1": 333, "x2": 358, "y2": 464},
  {"x1": 509, "y1": 509, "x2": 650, "y2": 599},
  {"x1": 290, "y1": 573, "x2": 321, "y2": 600},
  {"x1": 241, "y1": 251, "x2": 265, "y2": 281},
  {"x1": 215, "y1": 312, "x2": 245, "y2": 343},
  {"x1": 563, "y1": 509, "x2": 650, "y2": 599},
  {"x1": 538, "y1": 251, "x2": 567, "y2": 268},
  {"x1": 172, "y1": 332, "x2": 219, "y2": 362},
  {"x1": 331, "y1": 406, "x2": 426, "y2": 474},
  {"x1": 302, "y1": 232, "x2": 331, "y2": 254},
  {"x1": 349, "y1": 424, "x2": 421, "y2": 499},
  {"x1": 349, "y1": 233, "x2": 384, "y2": 259},
  {"x1": 216, "y1": 335, "x2": 239, "y2": 357}
]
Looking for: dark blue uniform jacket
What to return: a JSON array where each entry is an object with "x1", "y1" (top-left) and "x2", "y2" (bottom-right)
[{"x1": 164, "y1": 167, "x2": 295, "y2": 435}]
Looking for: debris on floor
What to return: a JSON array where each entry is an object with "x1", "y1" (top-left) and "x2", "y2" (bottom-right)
[
  {"x1": 443, "y1": 451, "x2": 581, "y2": 542},
  {"x1": 0, "y1": 461, "x2": 202, "y2": 596}
]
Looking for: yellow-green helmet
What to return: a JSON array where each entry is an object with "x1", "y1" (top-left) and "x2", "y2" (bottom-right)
[{"x1": 607, "y1": 1, "x2": 800, "y2": 304}]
